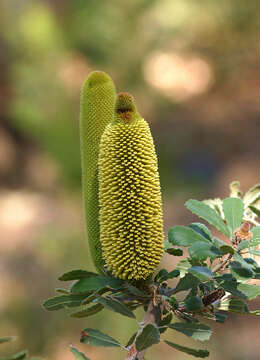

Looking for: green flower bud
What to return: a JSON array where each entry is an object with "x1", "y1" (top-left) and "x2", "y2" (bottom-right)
[
  {"x1": 80, "y1": 71, "x2": 116, "y2": 273},
  {"x1": 99, "y1": 93, "x2": 164, "y2": 280}
]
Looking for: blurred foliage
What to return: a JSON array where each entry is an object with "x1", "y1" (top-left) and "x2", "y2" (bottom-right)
[{"x1": 0, "y1": 0, "x2": 260, "y2": 359}]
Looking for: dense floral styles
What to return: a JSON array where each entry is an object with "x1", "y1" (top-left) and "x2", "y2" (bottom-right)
[
  {"x1": 80, "y1": 71, "x2": 116, "y2": 273},
  {"x1": 99, "y1": 93, "x2": 164, "y2": 280}
]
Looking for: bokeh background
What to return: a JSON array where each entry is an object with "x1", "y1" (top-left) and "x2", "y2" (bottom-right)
[{"x1": 0, "y1": 0, "x2": 260, "y2": 359}]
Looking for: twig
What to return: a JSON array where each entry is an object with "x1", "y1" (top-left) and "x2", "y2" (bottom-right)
[
  {"x1": 125, "y1": 300, "x2": 162, "y2": 360},
  {"x1": 212, "y1": 253, "x2": 232, "y2": 273}
]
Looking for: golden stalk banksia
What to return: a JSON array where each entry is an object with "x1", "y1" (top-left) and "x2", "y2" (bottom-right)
[
  {"x1": 99, "y1": 93, "x2": 164, "y2": 280},
  {"x1": 80, "y1": 71, "x2": 116, "y2": 273}
]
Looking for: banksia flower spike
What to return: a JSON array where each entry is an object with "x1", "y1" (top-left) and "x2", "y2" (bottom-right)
[
  {"x1": 99, "y1": 93, "x2": 164, "y2": 280},
  {"x1": 80, "y1": 71, "x2": 116, "y2": 273}
]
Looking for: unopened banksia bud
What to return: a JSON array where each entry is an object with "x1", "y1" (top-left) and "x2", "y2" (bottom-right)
[
  {"x1": 80, "y1": 71, "x2": 116, "y2": 273},
  {"x1": 99, "y1": 93, "x2": 164, "y2": 280}
]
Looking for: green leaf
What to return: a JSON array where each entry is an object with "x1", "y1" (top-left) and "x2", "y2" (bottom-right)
[
  {"x1": 166, "y1": 248, "x2": 183, "y2": 256},
  {"x1": 69, "y1": 303, "x2": 104, "y2": 318},
  {"x1": 43, "y1": 294, "x2": 88, "y2": 311},
  {"x1": 184, "y1": 296, "x2": 204, "y2": 311},
  {"x1": 80, "y1": 328, "x2": 121, "y2": 347},
  {"x1": 218, "y1": 298, "x2": 249, "y2": 314},
  {"x1": 185, "y1": 199, "x2": 230, "y2": 236},
  {"x1": 70, "y1": 345, "x2": 90, "y2": 360},
  {"x1": 135, "y1": 324, "x2": 160, "y2": 351},
  {"x1": 237, "y1": 241, "x2": 250, "y2": 251},
  {"x1": 158, "y1": 269, "x2": 180, "y2": 282},
  {"x1": 222, "y1": 197, "x2": 244, "y2": 236},
  {"x1": 55, "y1": 288, "x2": 70, "y2": 294},
  {"x1": 220, "y1": 245, "x2": 235, "y2": 255},
  {"x1": 253, "y1": 267, "x2": 260, "y2": 279},
  {"x1": 251, "y1": 226, "x2": 260, "y2": 245},
  {"x1": 188, "y1": 242, "x2": 221, "y2": 261},
  {"x1": 243, "y1": 183, "x2": 260, "y2": 208},
  {"x1": 233, "y1": 252, "x2": 255, "y2": 269},
  {"x1": 71, "y1": 277, "x2": 124, "y2": 294},
  {"x1": 0, "y1": 337, "x2": 16, "y2": 344},
  {"x1": 126, "y1": 285, "x2": 147, "y2": 297},
  {"x1": 174, "y1": 274, "x2": 200, "y2": 294},
  {"x1": 168, "y1": 226, "x2": 210, "y2": 247},
  {"x1": 168, "y1": 322, "x2": 212, "y2": 341},
  {"x1": 94, "y1": 297, "x2": 135, "y2": 318},
  {"x1": 159, "y1": 313, "x2": 173, "y2": 328},
  {"x1": 249, "y1": 310, "x2": 260, "y2": 316},
  {"x1": 237, "y1": 283, "x2": 260, "y2": 300},
  {"x1": 59, "y1": 270, "x2": 98, "y2": 281},
  {"x1": 165, "y1": 340, "x2": 209, "y2": 358},
  {"x1": 189, "y1": 223, "x2": 213, "y2": 241},
  {"x1": 176, "y1": 259, "x2": 192, "y2": 277},
  {"x1": 188, "y1": 267, "x2": 214, "y2": 281},
  {"x1": 0, "y1": 350, "x2": 28, "y2": 360},
  {"x1": 249, "y1": 205, "x2": 260, "y2": 217},
  {"x1": 215, "y1": 276, "x2": 246, "y2": 298},
  {"x1": 215, "y1": 312, "x2": 228, "y2": 323},
  {"x1": 230, "y1": 262, "x2": 254, "y2": 281}
]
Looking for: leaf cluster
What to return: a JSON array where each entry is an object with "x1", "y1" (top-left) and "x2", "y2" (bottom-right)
[{"x1": 43, "y1": 182, "x2": 260, "y2": 359}]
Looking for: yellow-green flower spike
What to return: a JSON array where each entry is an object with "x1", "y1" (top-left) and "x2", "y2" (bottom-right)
[
  {"x1": 99, "y1": 92, "x2": 164, "y2": 280},
  {"x1": 80, "y1": 71, "x2": 116, "y2": 273}
]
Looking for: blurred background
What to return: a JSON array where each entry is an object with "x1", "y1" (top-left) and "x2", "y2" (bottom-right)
[{"x1": 0, "y1": 0, "x2": 259, "y2": 359}]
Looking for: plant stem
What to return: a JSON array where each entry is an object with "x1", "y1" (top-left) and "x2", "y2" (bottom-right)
[{"x1": 125, "y1": 300, "x2": 162, "y2": 360}]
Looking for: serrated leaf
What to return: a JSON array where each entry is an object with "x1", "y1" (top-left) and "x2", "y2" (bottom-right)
[
  {"x1": 166, "y1": 248, "x2": 183, "y2": 256},
  {"x1": 174, "y1": 273, "x2": 200, "y2": 294},
  {"x1": 69, "y1": 303, "x2": 104, "y2": 318},
  {"x1": 237, "y1": 283, "x2": 260, "y2": 300},
  {"x1": 135, "y1": 324, "x2": 160, "y2": 351},
  {"x1": 185, "y1": 200, "x2": 229, "y2": 236},
  {"x1": 80, "y1": 328, "x2": 121, "y2": 347},
  {"x1": 165, "y1": 340, "x2": 209, "y2": 358},
  {"x1": 70, "y1": 345, "x2": 90, "y2": 360},
  {"x1": 188, "y1": 267, "x2": 214, "y2": 281},
  {"x1": 0, "y1": 336, "x2": 16, "y2": 344},
  {"x1": 217, "y1": 298, "x2": 249, "y2": 314},
  {"x1": 184, "y1": 296, "x2": 203, "y2": 311},
  {"x1": 0, "y1": 350, "x2": 28, "y2": 360},
  {"x1": 189, "y1": 223, "x2": 213, "y2": 241},
  {"x1": 59, "y1": 270, "x2": 98, "y2": 281},
  {"x1": 243, "y1": 183, "x2": 260, "y2": 208},
  {"x1": 188, "y1": 242, "x2": 221, "y2": 261},
  {"x1": 71, "y1": 277, "x2": 124, "y2": 294},
  {"x1": 223, "y1": 197, "x2": 244, "y2": 236},
  {"x1": 94, "y1": 297, "x2": 135, "y2": 318},
  {"x1": 168, "y1": 322, "x2": 212, "y2": 341},
  {"x1": 43, "y1": 294, "x2": 89, "y2": 311},
  {"x1": 168, "y1": 226, "x2": 210, "y2": 247}
]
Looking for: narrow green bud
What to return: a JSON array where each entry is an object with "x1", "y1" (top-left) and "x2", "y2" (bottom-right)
[
  {"x1": 80, "y1": 71, "x2": 116, "y2": 273},
  {"x1": 99, "y1": 92, "x2": 164, "y2": 280}
]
